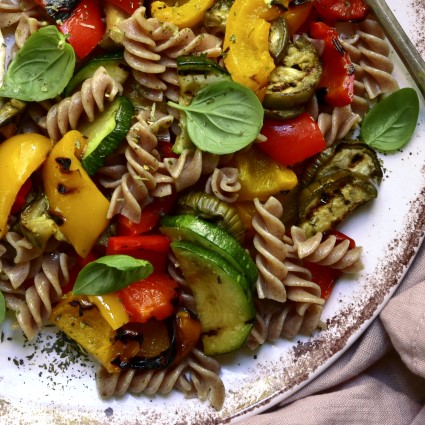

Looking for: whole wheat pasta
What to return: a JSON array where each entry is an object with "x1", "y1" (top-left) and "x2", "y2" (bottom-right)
[
  {"x1": 14, "y1": 252, "x2": 72, "y2": 340},
  {"x1": 42, "y1": 66, "x2": 123, "y2": 141},
  {"x1": 96, "y1": 348, "x2": 224, "y2": 410},
  {"x1": 205, "y1": 167, "x2": 241, "y2": 203},
  {"x1": 317, "y1": 105, "x2": 362, "y2": 146},
  {"x1": 118, "y1": 7, "x2": 222, "y2": 103},
  {"x1": 104, "y1": 108, "x2": 174, "y2": 222},
  {"x1": 339, "y1": 18, "x2": 399, "y2": 103},
  {"x1": 290, "y1": 226, "x2": 364, "y2": 273}
]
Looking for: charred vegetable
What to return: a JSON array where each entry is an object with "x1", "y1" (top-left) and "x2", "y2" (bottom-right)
[
  {"x1": 176, "y1": 191, "x2": 245, "y2": 242},
  {"x1": 301, "y1": 140, "x2": 383, "y2": 187},
  {"x1": 268, "y1": 16, "x2": 290, "y2": 64},
  {"x1": 0, "y1": 99, "x2": 26, "y2": 127},
  {"x1": 203, "y1": 0, "x2": 234, "y2": 32},
  {"x1": 18, "y1": 195, "x2": 66, "y2": 249},
  {"x1": 298, "y1": 169, "x2": 378, "y2": 236},
  {"x1": 263, "y1": 36, "x2": 322, "y2": 109}
]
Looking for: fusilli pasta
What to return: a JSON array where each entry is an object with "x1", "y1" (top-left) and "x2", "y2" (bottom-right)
[{"x1": 42, "y1": 66, "x2": 123, "y2": 141}]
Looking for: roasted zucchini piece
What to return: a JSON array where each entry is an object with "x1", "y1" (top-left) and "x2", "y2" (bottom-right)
[
  {"x1": 203, "y1": 0, "x2": 234, "y2": 33},
  {"x1": 298, "y1": 169, "x2": 378, "y2": 236},
  {"x1": 301, "y1": 140, "x2": 383, "y2": 187},
  {"x1": 177, "y1": 191, "x2": 246, "y2": 243},
  {"x1": 18, "y1": 195, "x2": 66, "y2": 249},
  {"x1": 0, "y1": 99, "x2": 26, "y2": 127},
  {"x1": 269, "y1": 16, "x2": 290, "y2": 64},
  {"x1": 263, "y1": 36, "x2": 322, "y2": 109},
  {"x1": 176, "y1": 55, "x2": 231, "y2": 95}
]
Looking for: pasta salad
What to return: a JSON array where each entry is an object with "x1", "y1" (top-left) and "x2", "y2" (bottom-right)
[{"x1": 0, "y1": 0, "x2": 420, "y2": 411}]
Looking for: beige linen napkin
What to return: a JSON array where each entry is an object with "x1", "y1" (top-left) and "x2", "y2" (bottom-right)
[{"x1": 239, "y1": 240, "x2": 425, "y2": 425}]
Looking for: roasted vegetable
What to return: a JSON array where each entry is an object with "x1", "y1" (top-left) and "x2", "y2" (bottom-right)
[
  {"x1": 176, "y1": 55, "x2": 231, "y2": 95},
  {"x1": 268, "y1": 16, "x2": 290, "y2": 64},
  {"x1": 223, "y1": 0, "x2": 282, "y2": 99},
  {"x1": 230, "y1": 145, "x2": 298, "y2": 201},
  {"x1": 150, "y1": 0, "x2": 215, "y2": 29},
  {"x1": 112, "y1": 320, "x2": 176, "y2": 370},
  {"x1": 176, "y1": 192, "x2": 245, "y2": 243},
  {"x1": 0, "y1": 99, "x2": 26, "y2": 127},
  {"x1": 42, "y1": 130, "x2": 110, "y2": 258},
  {"x1": 18, "y1": 195, "x2": 66, "y2": 249},
  {"x1": 298, "y1": 169, "x2": 378, "y2": 236},
  {"x1": 263, "y1": 36, "x2": 322, "y2": 109},
  {"x1": 0, "y1": 133, "x2": 52, "y2": 239},
  {"x1": 203, "y1": 0, "x2": 234, "y2": 32},
  {"x1": 301, "y1": 140, "x2": 383, "y2": 187},
  {"x1": 171, "y1": 240, "x2": 255, "y2": 356}
]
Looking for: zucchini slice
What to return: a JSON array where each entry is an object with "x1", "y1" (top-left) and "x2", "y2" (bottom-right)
[
  {"x1": 301, "y1": 140, "x2": 383, "y2": 187},
  {"x1": 80, "y1": 95, "x2": 134, "y2": 175},
  {"x1": 298, "y1": 169, "x2": 378, "y2": 236}
]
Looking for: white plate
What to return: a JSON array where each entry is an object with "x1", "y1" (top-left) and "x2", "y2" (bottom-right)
[{"x1": 1, "y1": 1, "x2": 425, "y2": 424}]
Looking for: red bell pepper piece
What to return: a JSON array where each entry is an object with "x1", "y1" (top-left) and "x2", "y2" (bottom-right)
[
  {"x1": 258, "y1": 112, "x2": 327, "y2": 166},
  {"x1": 118, "y1": 273, "x2": 182, "y2": 323},
  {"x1": 117, "y1": 194, "x2": 177, "y2": 236},
  {"x1": 106, "y1": 0, "x2": 143, "y2": 14},
  {"x1": 310, "y1": 21, "x2": 355, "y2": 107},
  {"x1": 313, "y1": 0, "x2": 370, "y2": 23},
  {"x1": 58, "y1": 0, "x2": 105, "y2": 59},
  {"x1": 11, "y1": 178, "x2": 32, "y2": 214},
  {"x1": 305, "y1": 261, "x2": 341, "y2": 300},
  {"x1": 107, "y1": 234, "x2": 171, "y2": 254}
]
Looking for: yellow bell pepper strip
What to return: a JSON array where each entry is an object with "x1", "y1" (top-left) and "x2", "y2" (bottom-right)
[
  {"x1": 42, "y1": 130, "x2": 110, "y2": 258},
  {"x1": 230, "y1": 145, "x2": 298, "y2": 201},
  {"x1": 150, "y1": 0, "x2": 215, "y2": 29},
  {"x1": 0, "y1": 133, "x2": 52, "y2": 239},
  {"x1": 223, "y1": 0, "x2": 282, "y2": 99},
  {"x1": 50, "y1": 293, "x2": 124, "y2": 373},
  {"x1": 88, "y1": 293, "x2": 130, "y2": 330}
]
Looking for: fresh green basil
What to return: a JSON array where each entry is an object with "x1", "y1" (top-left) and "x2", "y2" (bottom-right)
[
  {"x1": 0, "y1": 26, "x2": 76, "y2": 102},
  {"x1": 0, "y1": 292, "x2": 5, "y2": 325},
  {"x1": 168, "y1": 80, "x2": 264, "y2": 155},
  {"x1": 361, "y1": 88, "x2": 420, "y2": 152},
  {"x1": 72, "y1": 255, "x2": 153, "y2": 296}
]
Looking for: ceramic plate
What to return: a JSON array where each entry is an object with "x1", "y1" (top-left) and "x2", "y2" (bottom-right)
[{"x1": 1, "y1": 1, "x2": 424, "y2": 424}]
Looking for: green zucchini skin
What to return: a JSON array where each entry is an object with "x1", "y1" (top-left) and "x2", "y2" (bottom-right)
[
  {"x1": 171, "y1": 240, "x2": 255, "y2": 356},
  {"x1": 80, "y1": 95, "x2": 134, "y2": 176}
]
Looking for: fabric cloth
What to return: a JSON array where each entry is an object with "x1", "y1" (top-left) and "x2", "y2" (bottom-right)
[{"x1": 239, "y1": 239, "x2": 425, "y2": 425}]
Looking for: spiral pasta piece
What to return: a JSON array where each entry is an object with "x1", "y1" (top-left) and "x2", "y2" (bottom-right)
[
  {"x1": 290, "y1": 226, "x2": 364, "y2": 273},
  {"x1": 11, "y1": 252, "x2": 72, "y2": 340},
  {"x1": 118, "y1": 7, "x2": 222, "y2": 102},
  {"x1": 252, "y1": 197, "x2": 292, "y2": 302},
  {"x1": 96, "y1": 348, "x2": 224, "y2": 409},
  {"x1": 205, "y1": 167, "x2": 241, "y2": 203},
  {"x1": 246, "y1": 296, "x2": 324, "y2": 348},
  {"x1": 339, "y1": 19, "x2": 399, "y2": 103},
  {"x1": 317, "y1": 105, "x2": 361, "y2": 146},
  {"x1": 104, "y1": 108, "x2": 174, "y2": 222},
  {"x1": 43, "y1": 66, "x2": 123, "y2": 141},
  {"x1": 0, "y1": 0, "x2": 40, "y2": 29},
  {"x1": 153, "y1": 148, "x2": 204, "y2": 196}
]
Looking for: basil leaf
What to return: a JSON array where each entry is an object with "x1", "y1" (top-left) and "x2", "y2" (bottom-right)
[
  {"x1": 0, "y1": 292, "x2": 5, "y2": 325},
  {"x1": 169, "y1": 80, "x2": 264, "y2": 154},
  {"x1": 72, "y1": 255, "x2": 154, "y2": 296},
  {"x1": 361, "y1": 88, "x2": 420, "y2": 152},
  {"x1": 0, "y1": 26, "x2": 76, "y2": 102}
]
